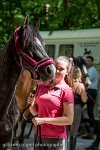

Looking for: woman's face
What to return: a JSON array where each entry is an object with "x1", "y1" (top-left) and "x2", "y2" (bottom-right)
[
  {"x1": 54, "y1": 60, "x2": 68, "y2": 82},
  {"x1": 86, "y1": 58, "x2": 93, "y2": 68}
]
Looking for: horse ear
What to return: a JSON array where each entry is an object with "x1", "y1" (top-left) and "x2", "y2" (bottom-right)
[
  {"x1": 18, "y1": 16, "x2": 29, "y2": 34},
  {"x1": 23, "y1": 15, "x2": 29, "y2": 28},
  {"x1": 33, "y1": 20, "x2": 40, "y2": 30}
]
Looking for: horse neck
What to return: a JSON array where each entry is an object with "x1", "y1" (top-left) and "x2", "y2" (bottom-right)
[{"x1": 0, "y1": 37, "x2": 21, "y2": 119}]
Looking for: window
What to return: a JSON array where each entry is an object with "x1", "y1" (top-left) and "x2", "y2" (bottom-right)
[
  {"x1": 45, "y1": 45, "x2": 55, "y2": 59},
  {"x1": 59, "y1": 44, "x2": 74, "y2": 57}
]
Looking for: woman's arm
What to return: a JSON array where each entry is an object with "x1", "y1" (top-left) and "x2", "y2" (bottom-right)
[
  {"x1": 27, "y1": 93, "x2": 38, "y2": 116},
  {"x1": 80, "y1": 84, "x2": 88, "y2": 102},
  {"x1": 29, "y1": 104, "x2": 38, "y2": 116},
  {"x1": 32, "y1": 102, "x2": 74, "y2": 126}
]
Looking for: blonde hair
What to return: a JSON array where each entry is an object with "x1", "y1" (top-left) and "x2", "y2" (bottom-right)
[
  {"x1": 55, "y1": 56, "x2": 70, "y2": 67},
  {"x1": 55, "y1": 56, "x2": 73, "y2": 70},
  {"x1": 71, "y1": 66, "x2": 82, "y2": 82}
]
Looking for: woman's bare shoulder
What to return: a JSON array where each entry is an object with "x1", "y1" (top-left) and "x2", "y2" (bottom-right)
[{"x1": 78, "y1": 82, "x2": 85, "y2": 90}]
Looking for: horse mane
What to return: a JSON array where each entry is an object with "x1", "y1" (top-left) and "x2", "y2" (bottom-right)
[
  {"x1": 73, "y1": 56, "x2": 86, "y2": 69},
  {"x1": 17, "y1": 25, "x2": 44, "y2": 55}
]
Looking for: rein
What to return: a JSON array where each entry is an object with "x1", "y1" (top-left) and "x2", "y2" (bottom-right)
[{"x1": 14, "y1": 27, "x2": 54, "y2": 71}]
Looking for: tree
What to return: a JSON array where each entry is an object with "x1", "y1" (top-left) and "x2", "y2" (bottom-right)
[{"x1": 0, "y1": 0, "x2": 100, "y2": 48}]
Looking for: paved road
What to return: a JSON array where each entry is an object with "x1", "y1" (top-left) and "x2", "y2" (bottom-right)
[{"x1": 7, "y1": 122, "x2": 100, "y2": 150}]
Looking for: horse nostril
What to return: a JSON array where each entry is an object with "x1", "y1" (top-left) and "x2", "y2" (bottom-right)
[{"x1": 46, "y1": 66, "x2": 52, "y2": 75}]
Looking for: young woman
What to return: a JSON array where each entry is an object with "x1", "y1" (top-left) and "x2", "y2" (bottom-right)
[
  {"x1": 69, "y1": 66, "x2": 87, "y2": 150},
  {"x1": 28, "y1": 56, "x2": 74, "y2": 150}
]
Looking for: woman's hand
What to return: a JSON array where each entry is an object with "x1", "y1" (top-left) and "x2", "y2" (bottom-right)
[
  {"x1": 32, "y1": 117, "x2": 45, "y2": 125},
  {"x1": 97, "y1": 106, "x2": 100, "y2": 111},
  {"x1": 27, "y1": 92, "x2": 35, "y2": 107}
]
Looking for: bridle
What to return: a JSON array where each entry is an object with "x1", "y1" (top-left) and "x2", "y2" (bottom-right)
[
  {"x1": 14, "y1": 27, "x2": 54, "y2": 71},
  {"x1": 14, "y1": 27, "x2": 55, "y2": 121}
]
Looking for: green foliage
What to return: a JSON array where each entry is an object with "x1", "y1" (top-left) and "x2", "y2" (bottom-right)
[{"x1": 0, "y1": 0, "x2": 100, "y2": 48}]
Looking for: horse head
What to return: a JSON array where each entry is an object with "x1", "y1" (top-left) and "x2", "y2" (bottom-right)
[
  {"x1": 14, "y1": 16, "x2": 56, "y2": 82},
  {"x1": 73, "y1": 56, "x2": 91, "y2": 86}
]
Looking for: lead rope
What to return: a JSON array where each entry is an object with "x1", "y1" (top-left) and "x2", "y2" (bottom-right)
[{"x1": 34, "y1": 125, "x2": 42, "y2": 150}]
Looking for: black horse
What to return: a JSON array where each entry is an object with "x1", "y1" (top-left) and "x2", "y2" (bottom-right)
[
  {"x1": 73, "y1": 56, "x2": 91, "y2": 86},
  {"x1": 0, "y1": 16, "x2": 56, "y2": 149}
]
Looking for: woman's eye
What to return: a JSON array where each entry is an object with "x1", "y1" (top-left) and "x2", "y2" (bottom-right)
[
  {"x1": 56, "y1": 67, "x2": 64, "y2": 71},
  {"x1": 59, "y1": 68, "x2": 63, "y2": 71}
]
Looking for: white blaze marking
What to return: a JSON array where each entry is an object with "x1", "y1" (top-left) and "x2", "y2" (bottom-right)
[
  {"x1": 83, "y1": 65, "x2": 91, "y2": 85},
  {"x1": 35, "y1": 37, "x2": 43, "y2": 48},
  {"x1": 83, "y1": 65, "x2": 88, "y2": 74}
]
